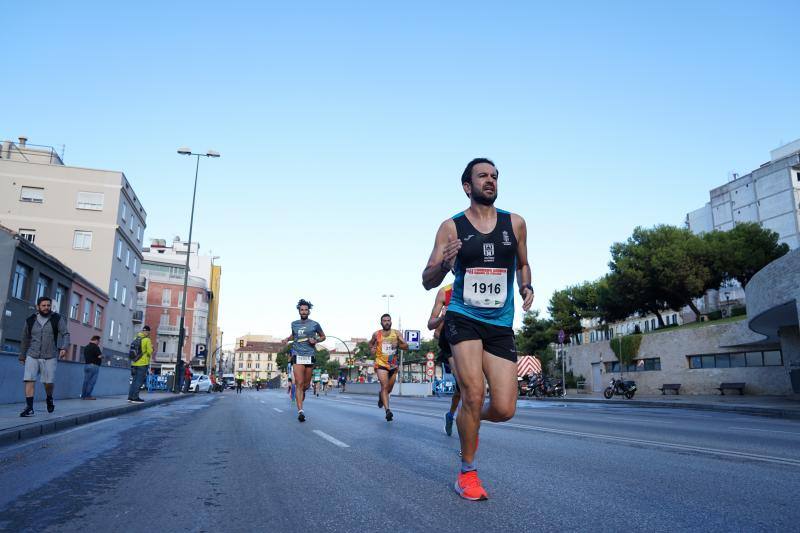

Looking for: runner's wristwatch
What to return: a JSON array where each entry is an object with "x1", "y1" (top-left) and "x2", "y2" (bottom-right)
[{"x1": 519, "y1": 284, "x2": 534, "y2": 296}]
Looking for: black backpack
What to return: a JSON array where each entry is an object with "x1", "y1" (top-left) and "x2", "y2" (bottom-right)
[
  {"x1": 26, "y1": 313, "x2": 60, "y2": 340},
  {"x1": 129, "y1": 336, "x2": 144, "y2": 362}
]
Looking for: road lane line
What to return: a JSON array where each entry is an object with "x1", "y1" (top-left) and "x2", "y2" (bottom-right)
[
  {"x1": 326, "y1": 397, "x2": 800, "y2": 467},
  {"x1": 313, "y1": 430, "x2": 350, "y2": 448},
  {"x1": 729, "y1": 426, "x2": 800, "y2": 436},
  {"x1": 260, "y1": 401, "x2": 266, "y2": 404},
  {"x1": 273, "y1": 408, "x2": 283, "y2": 413},
  {"x1": 602, "y1": 415, "x2": 675, "y2": 424}
]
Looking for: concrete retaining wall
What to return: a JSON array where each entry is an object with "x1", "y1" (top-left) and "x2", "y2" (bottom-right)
[
  {"x1": 344, "y1": 382, "x2": 431, "y2": 397},
  {"x1": 567, "y1": 320, "x2": 793, "y2": 395},
  {"x1": 0, "y1": 353, "x2": 131, "y2": 403}
]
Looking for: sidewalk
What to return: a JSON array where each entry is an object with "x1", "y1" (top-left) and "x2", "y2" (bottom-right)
[
  {"x1": 0, "y1": 392, "x2": 192, "y2": 446},
  {"x1": 530, "y1": 391, "x2": 800, "y2": 419}
]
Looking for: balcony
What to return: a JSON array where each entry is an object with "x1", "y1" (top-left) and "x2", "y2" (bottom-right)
[
  {"x1": 158, "y1": 324, "x2": 180, "y2": 335},
  {"x1": 155, "y1": 352, "x2": 177, "y2": 363},
  {"x1": 136, "y1": 275, "x2": 147, "y2": 292},
  {"x1": 132, "y1": 310, "x2": 144, "y2": 324}
]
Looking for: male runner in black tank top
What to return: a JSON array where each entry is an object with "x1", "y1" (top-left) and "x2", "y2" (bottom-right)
[{"x1": 422, "y1": 158, "x2": 534, "y2": 501}]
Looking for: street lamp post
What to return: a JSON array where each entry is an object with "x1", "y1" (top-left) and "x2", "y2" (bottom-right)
[
  {"x1": 325, "y1": 335, "x2": 353, "y2": 381},
  {"x1": 381, "y1": 294, "x2": 395, "y2": 314},
  {"x1": 172, "y1": 147, "x2": 220, "y2": 393}
]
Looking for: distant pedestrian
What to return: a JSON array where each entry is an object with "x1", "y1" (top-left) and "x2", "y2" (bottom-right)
[
  {"x1": 183, "y1": 365, "x2": 193, "y2": 393},
  {"x1": 236, "y1": 372, "x2": 244, "y2": 394},
  {"x1": 19, "y1": 296, "x2": 70, "y2": 417},
  {"x1": 128, "y1": 326, "x2": 153, "y2": 403},
  {"x1": 81, "y1": 335, "x2": 103, "y2": 400}
]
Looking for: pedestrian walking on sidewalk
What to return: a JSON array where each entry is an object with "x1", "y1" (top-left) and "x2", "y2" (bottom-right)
[
  {"x1": 128, "y1": 326, "x2": 153, "y2": 403},
  {"x1": 19, "y1": 296, "x2": 70, "y2": 417},
  {"x1": 81, "y1": 335, "x2": 103, "y2": 399},
  {"x1": 183, "y1": 366, "x2": 193, "y2": 393}
]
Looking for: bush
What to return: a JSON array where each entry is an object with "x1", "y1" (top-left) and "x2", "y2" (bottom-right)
[
  {"x1": 707, "y1": 310, "x2": 723, "y2": 321},
  {"x1": 564, "y1": 370, "x2": 584, "y2": 388},
  {"x1": 609, "y1": 334, "x2": 642, "y2": 365},
  {"x1": 731, "y1": 306, "x2": 747, "y2": 317}
]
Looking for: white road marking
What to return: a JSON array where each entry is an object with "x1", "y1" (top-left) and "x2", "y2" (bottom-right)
[
  {"x1": 327, "y1": 397, "x2": 800, "y2": 467},
  {"x1": 313, "y1": 430, "x2": 350, "y2": 448},
  {"x1": 273, "y1": 408, "x2": 283, "y2": 413},
  {"x1": 260, "y1": 401, "x2": 266, "y2": 404},
  {"x1": 729, "y1": 426, "x2": 800, "y2": 436},
  {"x1": 602, "y1": 415, "x2": 675, "y2": 424}
]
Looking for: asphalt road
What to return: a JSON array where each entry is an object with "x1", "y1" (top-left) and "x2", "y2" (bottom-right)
[{"x1": 1, "y1": 389, "x2": 799, "y2": 532}]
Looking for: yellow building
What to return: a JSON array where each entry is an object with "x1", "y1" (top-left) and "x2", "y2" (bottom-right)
[
  {"x1": 234, "y1": 341, "x2": 283, "y2": 384},
  {"x1": 207, "y1": 263, "x2": 222, "y2": 372}
]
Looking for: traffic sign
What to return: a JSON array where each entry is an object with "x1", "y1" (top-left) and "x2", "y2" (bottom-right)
[
  {"x1": 426, "y1": 360, "x2": 435, "y2": 369},
  {"x1": 425, "y1": 351, "x2": 435, "y2": 361},
  {"x1": 195, "y1": 344, "x2": 207, "y2": 358},
  {"x1": 404, "y1": 330, "x2": 420, "y2": 351},
  {"x1": 426, "y1": 368, "x2": 434, "y2": 377},
  {"x1": 557, "y1": 329, "x2": 565, "y2": 344}
]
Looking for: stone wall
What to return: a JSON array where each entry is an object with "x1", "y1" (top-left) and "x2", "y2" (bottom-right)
[{"x1": 566, "y1": 319, "x2": 793, "y2": 395}]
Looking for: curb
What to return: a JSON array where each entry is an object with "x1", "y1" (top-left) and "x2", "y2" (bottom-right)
[
  {"x1": 0, "y1": 393, "x2": 193, "y2": 447},
  {"x1": 525, "y1": 396, "x2": 800, "y2": 420}
]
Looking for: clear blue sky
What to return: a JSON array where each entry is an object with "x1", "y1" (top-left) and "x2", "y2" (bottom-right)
[{"x1": 5, "y1": 1, "x2": 800, "y2": 345}]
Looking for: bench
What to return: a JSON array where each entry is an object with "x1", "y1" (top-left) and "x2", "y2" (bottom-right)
[
  {"x1": 717, "y1": 382, "x2": 745, "y2": 395},
  {"x1": 658, "y1": 383, "x2": 681, "y2": 395}
]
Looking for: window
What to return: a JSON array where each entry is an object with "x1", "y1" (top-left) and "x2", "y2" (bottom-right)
[
  {"x1": 688, "y1": 351, "x2": 782, "y2": 369},
  {"x1": 604, "y1": 358, "x2": 661, "y2": 373},
  {"x1": 764, "y1": 350, "x2": 783, "y2": 366},
  {"x1": 108, "y1": 319, "x2": 115, "y2": 340},
  {"x1": 116, "y1": 239, "x2": 122, "y2": 260},
  {"x1": 125, "y1": 249, "x2": 131, "y2": 269},
  {"x1": 113, "y1": 279, "x2": 119, "y2": 300},
  {"x1": 12, "y1": 263, "x2": 31, "y2": 299},
  {"x1": 651, "y1": 319, "x2": 656, "y2": 330},
  {"x1": 132, "y1": 258, "x2": 138, "y2": 275},
  {"x1": 162, "y1": 288, "x2": 171, "y2": 306},
  {"x1": 169, "y1": 266, "x2": 182, "y2": 277},
  {"x1": 73, "y1": 231, "x2": 93, "y2": 250},
  {"x1": 117, "y1": 323, "x2": 122, "y2": 342},
  {"x1": 83, "y1": 299, "x2": 93, "y2": 324},
  {"x1": 238, "y1": 362, "x2": 243, "y2": 369},
  {"x1": 121, "y1": 202, "x2": 127, "y2": 221},
  {"x1": 94, "y1": 305, "x2": 103, "y2": 328},
  {"x1": 35, "y1": 275, "x2": 51, "y2": 300},
  {"x1": 121, "y1": 286, "x2": 128, "y2": 306},
  {"x1": 178, "y1": 291, "x2": 184, "y2": 306},
  {"x1": 129, "y1": 216, "x2": 134, "y2": 231},
  {"x1": 76, "y1": 191, "x2": 104, "y2": 210},
  {"x1": 256, "y1": 362, "x2": 260, "y2": 369},
  {"x1": 137, "y1": 225, "x2": 142, "y2": 241},
  {"x1": 54, "y1": 285, "x2": 66, "y2": 314},
  {"x1": 20, "y1": 186, "x2": 44, "y2": 203},
  {"x1": 70, "y1": 293, "x2": 80, "y2": 320},
  {"x1": 19, "y1": 229, "x2": 36, "y2": 243},
  {"x1": 247, "y1": 362, "x2": 251, "y2": 369}
]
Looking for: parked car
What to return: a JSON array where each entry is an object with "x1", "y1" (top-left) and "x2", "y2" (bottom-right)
[{"x1": 190, "y1": 374, "x2": 213, "y2": 393}]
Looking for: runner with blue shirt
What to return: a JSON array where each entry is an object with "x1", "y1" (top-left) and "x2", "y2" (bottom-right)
[
  {"x1": 422, "y1": 157, "x2": 534, "y2": 501},
  {"x1": 282, "y1": 299, "x2": 326, "y2": 422}
]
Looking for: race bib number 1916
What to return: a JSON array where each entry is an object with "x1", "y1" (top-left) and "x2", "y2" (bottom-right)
[{"x1": 463, "y1": 268, "x2": 507, "y2": 308}]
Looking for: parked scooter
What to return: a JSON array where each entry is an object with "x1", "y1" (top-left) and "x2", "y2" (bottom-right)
[{"x1": 603, "y1": 378, "x2": 637, "y2": 399}]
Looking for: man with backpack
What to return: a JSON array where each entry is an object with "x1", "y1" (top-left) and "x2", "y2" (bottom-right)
[
  {"x1": 19, "y1": 296, "x2": 70, "y2": 417},
  {"x1": 128, "y1": 325, "x2": 153, "y2": 403}
]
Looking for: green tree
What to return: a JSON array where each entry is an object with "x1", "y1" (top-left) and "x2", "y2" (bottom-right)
[
  {"x1": 548, "y1": 281, "x2": 600, "y2": 338},
  {"x1": 516, "y1": 310, "x2": 555, "y2": 355},
  {"x1": 355, "y1": 341, "x2": 372, "y2": 360},
  {"x1": 705, "y1": 222, "x2": 789, "y2": 287},
  {"x1": 325, "y1": 360, "x2": 340, "y2": 377},
  {"x1": 276, "y1": 345, "x2": 290, "y2": 372}
]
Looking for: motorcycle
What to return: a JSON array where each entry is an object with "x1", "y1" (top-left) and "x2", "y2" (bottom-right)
[
  {"x1": 603, "y1": 378, "x2": 637, "y2": 399},
  {"x1": 525, "y1": 374, "x2": 566, "y2": 398}
]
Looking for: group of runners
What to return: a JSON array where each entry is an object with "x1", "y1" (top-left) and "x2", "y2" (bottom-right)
[{"x1": 281, "y1": 157, "x2": 532, "y2": 501}]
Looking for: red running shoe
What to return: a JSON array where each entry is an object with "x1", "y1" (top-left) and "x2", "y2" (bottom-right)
[{"x1": 454, "y1": 471, "x2": 489, "y2": 501}]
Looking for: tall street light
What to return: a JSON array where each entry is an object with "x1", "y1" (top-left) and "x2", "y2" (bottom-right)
[
  {"x1": 381, "y1": 294, "x2": 395, "y2": 314},
  {"x1": 172, "y1": 147, "x2": 220, "y2": 392}
]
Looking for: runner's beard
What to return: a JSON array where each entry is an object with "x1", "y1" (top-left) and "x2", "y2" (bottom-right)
[{"x1": 472, "y1": 188, "x2": 496, "y2": 206}]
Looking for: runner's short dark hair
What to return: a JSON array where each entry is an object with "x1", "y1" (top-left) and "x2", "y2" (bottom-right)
[
  {"x1": 381, "y1": 313, "x2": 391, "y2": 321},
  {"x1": 36, "y1": 296, "x2": 52, "y2": 305},
  {"x1": 297, "y1": 299, "x2": 313, "y2": 310},
  {"x1": 461, "y1": 157, "x2": 497, "y2": 184}
]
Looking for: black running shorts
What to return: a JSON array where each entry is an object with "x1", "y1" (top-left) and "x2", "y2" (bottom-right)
[{"x1": 444, "y1": 311, "x2": 517, "y2": 362}]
